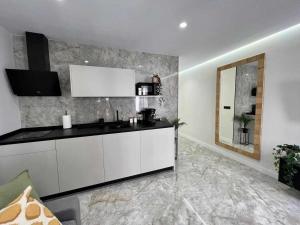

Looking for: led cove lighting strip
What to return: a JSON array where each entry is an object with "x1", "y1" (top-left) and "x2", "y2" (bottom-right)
[{"x1": 180, "y1": 23, "x2": 300, "y2": 74}]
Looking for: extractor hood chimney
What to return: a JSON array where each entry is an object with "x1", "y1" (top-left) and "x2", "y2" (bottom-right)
[
  {"x1": 26, "y1": 32, "x2": 51, "y2": 71},
  {"x1": 6, "y1": 32, "x2": 61, "y2": 96}
]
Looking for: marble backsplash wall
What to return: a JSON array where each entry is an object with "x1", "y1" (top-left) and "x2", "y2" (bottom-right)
[{"x1": 13, "y1": 36, "x2": 178, "y2": 127}]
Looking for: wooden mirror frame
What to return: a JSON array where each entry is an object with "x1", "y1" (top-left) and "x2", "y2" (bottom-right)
[{"x1": 215, "y1": 53, "x2": 265, "y2": 160}]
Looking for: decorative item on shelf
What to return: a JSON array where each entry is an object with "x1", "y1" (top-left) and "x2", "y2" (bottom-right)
[
  {"x1": 154, "y1": 83, "x2": 161, "y2": 95},
  {"x1": 152, "y1": 73, "x2": 161, "y2": 84},
  {"x1": 273, "y1": 144, "x2": 300, "y2": 190},
  {"x1": 138, "y1": 87, "x2": 142, "y2": 96},
  {"x1": 234, "y1": 114, "x2": 254, "y2": 145},
  {"x1": 142, "y1": 87, "x2": 148, "y2": 95},
  {"x1": 135, "y1": 82, "x2": 160, "y2": 96},
  {"x1": 171, "y1": 118, "x2": 186, "y2": 160},
  {"x1": 152, "y1": 73, "x2": 161, "y2": 95}
]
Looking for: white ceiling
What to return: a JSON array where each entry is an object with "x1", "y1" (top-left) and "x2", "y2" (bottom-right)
[{"x1": 0, "y1": 0, "x2": 300, "y2": 70}]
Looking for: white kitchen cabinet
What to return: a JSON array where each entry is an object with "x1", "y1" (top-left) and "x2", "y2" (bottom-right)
[
  {"x1": 103, "y1": 132, "x2": 140, "y2": 181},
  {"x1": 70, "y1": 65, "x2": 135, "y2": 97},
  {"x1": 140, "y1": 128, "x2": 175, "y2": 173},
  {"x1": 0, "y1": 141, "x2": 59, "y2": 197},
  {"x1": 0, "y1": 126, "x2": 175, "y2": 196},
  {"x1": 56, "y1": 136, "x2": 104, "y2": 192}
]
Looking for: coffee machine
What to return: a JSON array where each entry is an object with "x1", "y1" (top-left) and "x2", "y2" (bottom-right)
[{"x1": 139, "y1": 108, "x2": 156, "y2": 125}]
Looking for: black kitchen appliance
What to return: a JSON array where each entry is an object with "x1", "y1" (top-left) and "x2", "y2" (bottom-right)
[
  {"x1": 136, "y1": 82, "x2": 160, "y2": 96},
  {"x1": 6, "y1": 32, "x2": 61, "y2": 96},
  {"x1": 139, "y1": 108, "x2": 156, "y2": 125},
  {"x1": 6, "y1": 69, "x2": 61, "y2": 96}
]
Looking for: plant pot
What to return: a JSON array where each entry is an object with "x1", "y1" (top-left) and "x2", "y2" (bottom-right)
[
  {"x1": 241, "y1": 128, "x2": 249, "y2": 133},
  {"x1": 238, "y1": 128, "x2": 249, "y2": 145},
  {"x1": 279, "y1": 158, "x2": 300, "y2": 190}
]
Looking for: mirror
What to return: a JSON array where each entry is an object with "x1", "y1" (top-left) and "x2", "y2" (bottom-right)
[{"x1": 215, "y1": 54, "x2": 265, "y2": 160}]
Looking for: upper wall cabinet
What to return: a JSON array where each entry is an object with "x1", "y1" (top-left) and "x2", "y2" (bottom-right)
[{"x1": 70, "y1": 65, "x2": 135, "y2": 97}]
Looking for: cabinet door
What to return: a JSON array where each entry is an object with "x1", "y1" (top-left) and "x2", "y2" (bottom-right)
[
  {"x1": 103, "y1": 132, "x2": 140, "y2": 181},
  {"x1": 140, "y1": 128, "x2": 175, "y2": 173},
  {"x1": 56, "y1": 136, "x2": 104, "y2": 192},
  {"x1": 70, "y1": 65, "x2": 135, "y2": 97},
  {"x1": 0, "y1": 141, "x2": 59, "y2": 197}
]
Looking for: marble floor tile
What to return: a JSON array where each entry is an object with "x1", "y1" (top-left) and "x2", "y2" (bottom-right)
[{"x1": 75, "y1": 137, "x2": 300, "y2": 225}]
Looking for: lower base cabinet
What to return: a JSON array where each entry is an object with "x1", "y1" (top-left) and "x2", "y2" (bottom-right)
[
  {"x1": 0, "y1": 141, "x2": 59, "y2": 197},
  {"x1": 140, "y1": 128, "x2": 175, "y2": 173},
  {"x1": 103, "y1": 132, "x2": 140, "y2": 181},
  {"x1": 56, "y1": 136, "x2": 104, "y2": 192},
  {"x1": 0, "y1": 127, "x2": 175, "y2": 196}
]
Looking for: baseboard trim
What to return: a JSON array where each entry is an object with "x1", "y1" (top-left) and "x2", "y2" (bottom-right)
[
  {"x1": 179, "y1": 132, "x2": 277, "y2": 179},
  {"x1": 41, "y1": 166, "x2": 174, "y2": 201}
]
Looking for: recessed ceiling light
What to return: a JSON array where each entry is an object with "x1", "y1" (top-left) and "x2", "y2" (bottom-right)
[
  {"x1": 84, "y1": 60, "x2": 89, "y2": 64},
  {"x1": 179, "y1": 22, "x2": 188, "y2": 29}
]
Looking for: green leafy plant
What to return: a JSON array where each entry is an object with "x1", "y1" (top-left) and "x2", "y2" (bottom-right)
[
  {"x1": 234, "y1": 114, "x2": 254, "y2": 128},
  {"x1": 273, "y1": 144, "x2": 300, "y2": 186},
  {"x1": 171, "y1": 118, "x2": 186, "y2": 130}
]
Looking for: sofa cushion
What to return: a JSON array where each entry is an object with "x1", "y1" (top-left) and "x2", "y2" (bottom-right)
[
  {"x1": 0, "y1": 170, "x2": 40, "y2": 210},
  {"x1": 0, "y1": 186, "x2": 62, "y2": 225}
]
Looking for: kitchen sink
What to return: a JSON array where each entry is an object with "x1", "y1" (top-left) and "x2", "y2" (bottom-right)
[
  {"x1": 108, "y1": 122, "x2": 131, "y2": 129},
  {"x1": 76, "y1": 121, "x2": 131, "y2": 130}
]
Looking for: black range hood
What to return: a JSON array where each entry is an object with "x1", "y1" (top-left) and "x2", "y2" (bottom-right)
[{"x1": 6, "y1": 32, "x2": 61, "y2": 96}]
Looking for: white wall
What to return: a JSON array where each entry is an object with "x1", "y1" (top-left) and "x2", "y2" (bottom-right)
[
  {"x1": 0, "y1": 26, "x2": 20, "y2": 135},
  {"x1": 179, "y1": 24, "x2": 300, "y2": 178}
]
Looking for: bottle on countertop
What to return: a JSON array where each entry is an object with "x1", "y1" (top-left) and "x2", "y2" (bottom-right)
[{"x1": 62, "y1": 110, "x2": 72, "y2": 129}]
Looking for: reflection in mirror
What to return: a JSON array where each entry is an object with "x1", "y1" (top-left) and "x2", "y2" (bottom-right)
[
  {"x1": 216, "y1": 54, "x2": 265, "y2": 160},
  {"x1": 220, "y1": 61, "x2": 258, "y2": 152}
]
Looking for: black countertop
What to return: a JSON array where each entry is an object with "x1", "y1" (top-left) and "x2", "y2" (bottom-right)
[{"x1": 0, "y1": 120, "x2": 173, "y2": 146}]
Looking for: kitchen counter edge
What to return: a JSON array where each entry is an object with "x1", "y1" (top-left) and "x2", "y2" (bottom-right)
[{"x1": 0, "y1": 121, "x2": 174, "y2": 146}]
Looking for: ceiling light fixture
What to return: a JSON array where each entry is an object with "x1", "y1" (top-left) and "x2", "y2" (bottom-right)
[{"x1": 179, "y1": 22, "x2": 188, "y2": 29}]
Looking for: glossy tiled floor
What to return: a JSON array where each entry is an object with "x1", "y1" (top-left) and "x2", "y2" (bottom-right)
[{"x1": 77, "y1": 137, "x2": 300, "y2": 225}]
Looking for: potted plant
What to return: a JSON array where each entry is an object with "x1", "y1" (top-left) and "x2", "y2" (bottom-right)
[
  {"x1": 171, "y1": 118, "x2": 186, "y2": 160},
  {"x1": 273, "y1": 144, "x2": 300, "y2": 190},
  {"x1": 234, "y1": 113, "x2": 253, "y2": 133},
  {"x1": 234, "y1": 114, "x2": 254, "y2": 145}
]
